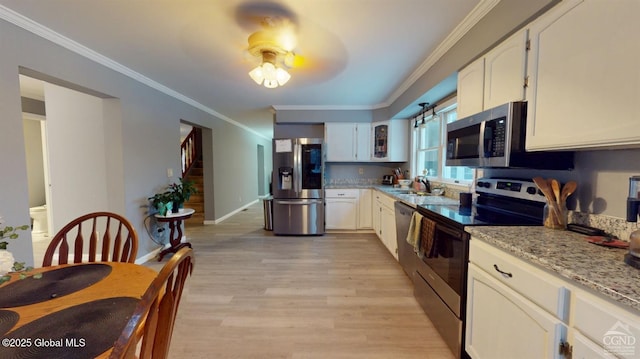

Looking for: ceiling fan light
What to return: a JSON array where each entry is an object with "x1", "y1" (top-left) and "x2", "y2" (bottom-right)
[
  {"x1": 276, "y1": 67, "x2": 291, "y2": 86},
  {"x1": 248, "y1": 66, "x2": 264, "y2": 85},
  {"x1": 262, "y1": 62, "x2": 276, "y2": 77},
  {"x1": 263, "y1": 79, "x2": 278, "y2": 88}
]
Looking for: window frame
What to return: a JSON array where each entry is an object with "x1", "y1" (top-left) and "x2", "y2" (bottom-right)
[{"x1": 410, "y1": 97, "x2": 474, "y2": 186}]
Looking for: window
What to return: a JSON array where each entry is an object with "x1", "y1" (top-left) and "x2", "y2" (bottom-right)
[{"x1": 411, "y1": 98, "x2": 474, "y2": 184}]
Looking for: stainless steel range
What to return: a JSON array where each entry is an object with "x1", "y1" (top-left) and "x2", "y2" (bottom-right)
[{"x1": 409, "y1": 178, "x2": 546, "y2": 359}]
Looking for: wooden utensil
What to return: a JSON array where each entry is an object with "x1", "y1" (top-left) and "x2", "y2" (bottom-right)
[
  {"x1": 560, "y1": 181, "x2": 577, "y2": 203},
  {"x1": 533, "y1": 177, "x2": 562, "y2": 228},
  {"x1": 532, "y1": 177, "x2": 555, "y2": 203},
  {"x1": 551, "y1": 179, "x2": 561, "y2": 205}
]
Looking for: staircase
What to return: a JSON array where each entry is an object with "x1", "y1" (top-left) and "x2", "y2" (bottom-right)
[
  {"x1": 184, "y1": 160, "x2": 204, "y2": 226},
  {"x1": 181, "y1": 127, "x2": 204, "y2": 226}
]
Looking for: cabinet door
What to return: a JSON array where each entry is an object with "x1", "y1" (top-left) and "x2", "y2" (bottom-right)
[
  {"x1": 457, "y1": 57, "x2": 485, "y2": 118},
  {"x1": 373, "y1": 195, "x2": 382, "y2": 238},
  {"x1": 325, "y1": 123, "x2": 356, "y2": 161},
  {"x1": 357, "y1": 189, "x2": 372, "y2": 229},
  {"x1": 371, "y1": 120, "x2": 408, "y2": 162},
  {"x1": 325, "y1": 198, "x2": 357, "y2": 230},
  {"x1": 380, "y1": 203, "x2": 398, "y2": 259},
  {"x1": 483, "y1": 29, "x2": 527, "y2": 109},
  {"x1": 355, "y1": 123, "x2": 371, "y2": 161},
  {"x1": 572, "y1": 288, "x2": 640, "y2": 359},
  {"x1": 371, "y1": 122, "x2": 389, "y2": 160},
  {"x1": 466, "y1": 264, "x2": 567, "y2": 359},
  {"x1": 526, "y1": 0, "x2": 640, "y2": 150},
  {"x1": 572, "y1": 332, "x2": 614, "y2": 359}
]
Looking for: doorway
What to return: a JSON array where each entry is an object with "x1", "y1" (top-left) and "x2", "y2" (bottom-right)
[{"x1": 19, "y1": 72, "x2": 119, "y2": 266}]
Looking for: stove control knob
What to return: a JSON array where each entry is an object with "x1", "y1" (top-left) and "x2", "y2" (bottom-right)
[
  {"x1": 526, "y1": 186, "x2": 537, "y2": 195},
  {"x1": 477, "y1": 181, "x2": 489, "y2": 188}
]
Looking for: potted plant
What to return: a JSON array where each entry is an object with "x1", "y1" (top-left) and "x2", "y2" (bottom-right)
[
  {"x1": 148, "y1": 191, "x2": 173, "y2": 216},
  {"x1": 168, "y1": 178, "x2": 198, "y2": 213}
]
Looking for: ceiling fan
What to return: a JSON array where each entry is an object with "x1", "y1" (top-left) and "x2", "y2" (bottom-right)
[
  {"x1": 233, "y1": 1, "x2": 346, "y2": 88},
  {"x1": 235, "y1": 2, "x2": 300, "y2": 88}
]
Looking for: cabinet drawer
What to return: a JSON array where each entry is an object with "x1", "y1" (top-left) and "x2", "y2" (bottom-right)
[
  {"x1": 325, "y1": 189, "x2": 359, "y2": 198},
  {"x1": 573, "y1": 289, "x2": 640, "y2": 351},
  {"x1": 374, "y1": 191, "x2": 395, "y2": 209},
  {"x1": 469, "y1": 239, "x2": 569, "y2": 320}
]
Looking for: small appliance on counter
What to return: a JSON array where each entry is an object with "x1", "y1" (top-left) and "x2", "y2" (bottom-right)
[
  {"x1": 381, "y1": 175, "x2": 394, "y2": 185},
  {"x1": 625, "y1": 176, "x2": 640, "y2": 268}
]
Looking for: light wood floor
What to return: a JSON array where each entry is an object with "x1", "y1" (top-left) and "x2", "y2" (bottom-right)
[{"x1": 147, "y1": 202, "x2": 455, "y2": 359}]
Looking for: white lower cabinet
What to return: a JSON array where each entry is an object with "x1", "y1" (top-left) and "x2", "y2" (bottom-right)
[
  {"x1": 325, "y1": 189, "x2": 358, "y2": 230},
  {"x1": 467, "y1": 239, "x2": 570, "y2": 359},
  {"x1": 325, "y1": 188, "x2": 373, "y2": 230},
  {"x1": 373, "y1": 190, "x2": 397, "y2": 259},
  {"x1": 467, "y1": 238, "x2": 640, "y2": 359},
  {"x1": 357, "y1": 189, "x2": 372, "y2": 229},
  {"x1": 572, "y1": 332, "x2": 612, "y2": 359},
  {"x1": 571, "y1": 287, "x2": 640, "y2": 359},
  {"x1": 466, "y1": 263, "x2": 568, "y2": 359}
]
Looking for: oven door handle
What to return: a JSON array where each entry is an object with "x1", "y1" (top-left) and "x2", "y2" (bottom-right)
[{"x1": 435, "y1": 224, "x2": 463, "y2": 240}]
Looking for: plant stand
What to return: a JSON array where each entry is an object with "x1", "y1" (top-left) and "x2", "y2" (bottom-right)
[{"x1": 155, "y1": 208, "x2": 194, "y2": 261}]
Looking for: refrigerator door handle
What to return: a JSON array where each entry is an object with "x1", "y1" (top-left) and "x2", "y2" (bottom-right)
[
  {"x1": 294, "y1": 142, "x2": 302, "y2": 194},
  {"x1": 275, "y1": 199, "x2": 324, "y2": 205}
]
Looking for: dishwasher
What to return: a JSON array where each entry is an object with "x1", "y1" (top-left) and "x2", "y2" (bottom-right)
[{"x1": 395, "y1": 201, "x2": 417, "y2": 280}]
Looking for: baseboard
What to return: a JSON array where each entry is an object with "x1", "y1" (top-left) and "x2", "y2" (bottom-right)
[
  {"x1": 213, "y1": 199, "x2": 259, "y2": 224},
  {"x1": 136, "y1": 237, "x2": 189, "y2": 264},
  {"x1": 136, "y1": 246, "x2": 162, "y2": 265},
  {"x1": 326, "y1": 229, "x2": 376, "y2": 234}
]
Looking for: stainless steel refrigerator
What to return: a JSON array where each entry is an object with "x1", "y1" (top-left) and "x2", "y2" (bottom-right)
[{"x1": 272, "y1": 138, "x2": 324, "y2": 235}]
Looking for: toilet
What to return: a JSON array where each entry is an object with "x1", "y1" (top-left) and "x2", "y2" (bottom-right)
[{"x1": 30, "y1": 205, "x2": 48, "y2": 234}]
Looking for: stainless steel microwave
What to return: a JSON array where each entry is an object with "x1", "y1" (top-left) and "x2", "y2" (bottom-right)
[{"x1": 446, "y1": 101, "x2": 573, "y2": 169}]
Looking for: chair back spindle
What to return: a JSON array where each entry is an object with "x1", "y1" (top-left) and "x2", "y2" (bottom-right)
[{"x1": 43, "y1": 212, "x2": 139, "y2": 267}]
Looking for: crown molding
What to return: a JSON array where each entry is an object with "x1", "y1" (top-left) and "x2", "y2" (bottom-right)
[
  {"x1": 0, "y1": 5, "x2": 269, "y2": 140},
  {"x1": 271, "y1": 104, "x2": 384, "y2": 111}
]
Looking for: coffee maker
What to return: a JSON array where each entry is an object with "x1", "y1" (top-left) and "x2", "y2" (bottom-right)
[{"x1": 624, "y1": 176, "x2": 640, "y2": 268}]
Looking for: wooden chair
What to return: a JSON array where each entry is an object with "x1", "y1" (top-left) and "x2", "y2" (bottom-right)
[
  {"x1": 110, "y1": 247, "x2": 195, "y2": 359},
  {"x1": 42, "y1": 211, "x2": 139, "y2": 267}
]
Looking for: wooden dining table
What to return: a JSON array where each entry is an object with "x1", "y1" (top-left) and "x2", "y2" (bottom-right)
[{"x1": 0, "y1": 261, "x2": 157, "y2": 359}]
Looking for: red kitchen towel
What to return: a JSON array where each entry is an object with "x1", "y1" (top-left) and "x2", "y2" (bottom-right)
[
  {"x1": 420, "y1": 217, "x2": 437, "y2": 258},
  {"x1": 586, "y1": 236, "x2": 629, "y2": 249}
]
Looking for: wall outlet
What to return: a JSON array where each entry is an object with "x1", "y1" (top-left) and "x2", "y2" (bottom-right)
[
  {"x1": 167, "y1": 168, "x2": 173, "y2": 178},
  {"x1": 358, "y1": 167, "x2": 364, "y2": 175}
]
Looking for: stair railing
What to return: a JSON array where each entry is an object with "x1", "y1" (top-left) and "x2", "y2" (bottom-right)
[{"x1": 181, "y1": 128, "x2": 197, "y2": 177}]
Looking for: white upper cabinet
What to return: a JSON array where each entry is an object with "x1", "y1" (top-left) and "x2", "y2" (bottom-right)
[
  {"x1": 457, "y1": 29, "x2": 527, "y2": 119},
  {"x1": 483, "y1": 30, "x2": 528, "y2": 109},
  {"x1": 526, "y1": 0, "x2": 640, "y2": 150},
  {"x1": 325, "y1": 122, "x2": 371, "y2": 162},
  {"x1": 371, "y1": 120, "x2": 409, "y2": 162},
  {"x1": 457, "y1": 57, "x2": 485, "y2": 118}
]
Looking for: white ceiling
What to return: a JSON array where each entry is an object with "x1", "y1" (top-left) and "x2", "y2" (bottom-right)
[{"x1": 1, "y1": 0, "x2": 488, "y2": 139}]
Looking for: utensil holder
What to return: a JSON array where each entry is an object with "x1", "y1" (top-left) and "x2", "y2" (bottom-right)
[{"x1": 543, "y1": 202, "x2": 567, "y2": 229}]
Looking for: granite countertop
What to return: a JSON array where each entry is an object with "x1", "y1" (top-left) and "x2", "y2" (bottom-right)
[
  {"x1": 325, "y1": 185, "x2": 458, "y2": 207},
  {"x1": 466, "y1": 226, "x2": 640, "y2": 312}
]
